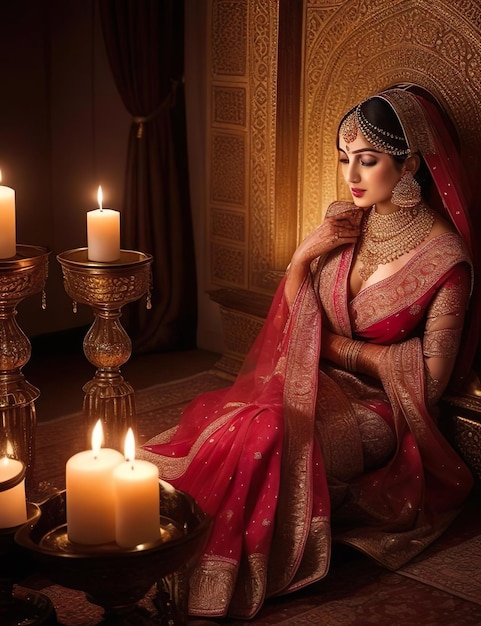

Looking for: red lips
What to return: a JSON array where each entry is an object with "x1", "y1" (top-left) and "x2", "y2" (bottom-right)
[{"x1": 350, "y1": 188, "x2": 365, "y2": 198}]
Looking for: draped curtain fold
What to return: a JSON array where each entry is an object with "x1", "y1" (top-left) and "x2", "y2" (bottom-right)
[{"x1": 98, "y1": 0, "x2": 197, "y2": 353}]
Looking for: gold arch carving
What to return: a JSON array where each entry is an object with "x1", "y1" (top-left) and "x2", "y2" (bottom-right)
[{"x1": 299, "y1": 0, "x2": 481, "y2": 240}]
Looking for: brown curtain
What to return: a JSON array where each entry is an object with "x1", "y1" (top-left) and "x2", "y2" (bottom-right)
[{"x1": 98, "y1": 0, "x2": 197, "y2": 353}]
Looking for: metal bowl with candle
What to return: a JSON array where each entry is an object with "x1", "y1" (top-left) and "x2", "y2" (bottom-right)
[{"x1": 15, "y1": 480, "x2": 212, "y2": 624}]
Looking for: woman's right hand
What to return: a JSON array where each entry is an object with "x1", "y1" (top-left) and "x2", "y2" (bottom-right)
[
  {"x1": 285, "y1": 209, "x2": 363, "y2": 305},
  {"x1": 290, "y1": 209, "x2": 363, "y2": 271}
]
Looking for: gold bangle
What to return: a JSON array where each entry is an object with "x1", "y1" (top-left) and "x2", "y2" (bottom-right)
[
  {"x1": 338, "y1": 339, "x2": 350, "y2": 370},
  {"x1": 338, "y1": 339, "x2": 363, "y2": 372},
  {"x1": 346, "y1": 340, "x2": 363, "y2": 371}
]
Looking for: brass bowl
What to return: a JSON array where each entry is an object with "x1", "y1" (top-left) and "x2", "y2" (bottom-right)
[
  {"x1": 57, "y1": 248, "x2": 152, "y2": 309},
  {"x1": 1, "y1": 503, "x2": 56, "y2": 626},
  {"x1": 0, "y1": 245, "x2": 49, "y2": 303},
  {"x1": 15, "y1": 482, "x2": 212, "y2": 620}
]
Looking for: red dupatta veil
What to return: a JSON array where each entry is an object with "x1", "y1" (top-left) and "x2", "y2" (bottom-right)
[{"x1": 382, "y1": 87, "x2": 480, "y2": 386}]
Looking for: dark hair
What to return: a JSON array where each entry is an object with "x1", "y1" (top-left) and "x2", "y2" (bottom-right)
[
  {"x1": 359, "y1": 97, "x2": 409, "y2": 158},
  {"x1": 338, "y1": 95, "x2": 433, "y2": 195}
]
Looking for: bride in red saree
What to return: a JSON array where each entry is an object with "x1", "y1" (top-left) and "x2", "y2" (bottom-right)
[{"x1": 140, "y1": 88, "x2": 479, "y2": 619}]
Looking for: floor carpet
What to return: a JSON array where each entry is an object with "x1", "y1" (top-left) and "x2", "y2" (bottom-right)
[{"x1": 17, "y1": 370, "x2": 481, "y2": 625}]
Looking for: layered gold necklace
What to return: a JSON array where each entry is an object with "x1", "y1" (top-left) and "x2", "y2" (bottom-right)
[{"x1": 358, "y1": 203, "x2": 435, "y2": 281}]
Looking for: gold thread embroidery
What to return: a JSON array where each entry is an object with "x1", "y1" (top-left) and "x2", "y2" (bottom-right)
[
  {"x1": 423, "y1": 327, "x2": 462, "y2": 359},
  {"x1": 349, "y1": 233, "x2": 471, "y2": 331}
]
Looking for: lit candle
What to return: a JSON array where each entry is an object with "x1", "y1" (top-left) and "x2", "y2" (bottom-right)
[
  {"x1": 66, "y1": 420, "x2": 124, "y2": 545},
  {"x1": 0, "y1": 443, "x2": 27, "y2": 528},
  {"x1": 0, "y1": 171, "x2": 16, "y2": 259},
  {"x1": 113, "y1": 428, "x2": 160, "y2": 548},
  {"x1": 87, "y1": 186, "x2": 121, "y2": 262}
]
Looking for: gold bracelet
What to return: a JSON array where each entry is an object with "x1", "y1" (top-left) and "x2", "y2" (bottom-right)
[
  {"x1": 346, "y1": 340, "x2": 363, "y2": 372},
  {"x1": 338, "y1": 339, "x2": 351, "y2": 370},
  {"x1": 338, "y1": 339, "x2": 363, "y2": 372}
]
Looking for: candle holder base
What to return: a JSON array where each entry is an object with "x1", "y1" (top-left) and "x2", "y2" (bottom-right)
[
  {"x1": 0, "y1": 502, "x2": 56, "y2": 626},
  {"x1": 0, "y1": 587, "x2": 56, "y2": 626},
  {"x1": 15, "y1": 481, "x2": 212, "y2": 625},
  {"x1": 82, "y1": 371, "x2": 136, "y2": 452}
]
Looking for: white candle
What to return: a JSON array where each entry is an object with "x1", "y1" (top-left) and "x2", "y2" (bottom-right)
[
  {"x1": 0, "y1": 454, "x2": 27, "y2": 528},
  {"x1": 66, "y1": 420, "x2": 124, "y2": 545},
  {"x1": 87, "y1": 186, "x2": 120, "y2": 262},
  {"x1": 0, "y1": 171, "x2": 16, "y2": 258},
  {"x1": 113, "y1": 428, "x2": 160, "y2": 548}
]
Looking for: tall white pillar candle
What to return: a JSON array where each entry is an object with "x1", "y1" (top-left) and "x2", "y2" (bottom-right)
[
  {"x1": 0, "y1": 177, "x2": 16, "y2": 258},
  {"x1": 0, "y1": 456, "x2": 27, "y2": 528},
  {"x1": 66, "y1": 420, "x2": 124, "y2": 545},
  {"x1": 87, "y1": 186, "x2": 121, "y2": 262},
  {"x1": 113, "y1": 428, "x2": 160, "y2": 548}
]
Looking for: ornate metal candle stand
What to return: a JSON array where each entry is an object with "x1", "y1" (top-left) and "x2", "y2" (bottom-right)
[
  {"x1": 15, "y1": 481, "x2": 212, "y2": 625},
  {"x1": 0, "y1": 245, "x2": 50, "y2": 494},
  {"x1": 57, "y1": 248, "x2": 152, "y2": 450},
  {"x1": 1, "y1": 502, "x2": 56, "y2": 625}
]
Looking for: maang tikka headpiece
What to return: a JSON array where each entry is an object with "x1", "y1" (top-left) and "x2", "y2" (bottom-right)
[{"x1": 339, "y1": 89, "x2": 437, "y2": 157}]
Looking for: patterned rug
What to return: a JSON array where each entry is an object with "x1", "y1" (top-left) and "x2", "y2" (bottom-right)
[{"x1": 397, "y1": 496, "x2": 481, "y2": 606}]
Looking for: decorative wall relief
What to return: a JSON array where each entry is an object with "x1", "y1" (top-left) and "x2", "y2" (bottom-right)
[
  {"x1": 208, "y1": 0, "x2": 280, "y2": 294},
  {"x1": 300, "y1": 0, "x2": 481, "y2": 239},
  {"x1": 206, "y1": 0, "x2": 481, "y2": 373}
]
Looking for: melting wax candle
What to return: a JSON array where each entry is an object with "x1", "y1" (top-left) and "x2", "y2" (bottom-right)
[
  {"x1": 0, "y1": 171, "x2": 16, "y2": 258},
  {"x1": 66, "y1": 420, "x2": 124, "y2": 545},
  {"x1": 113, "y1": 428, "x2": 160, "y2": 548},
  {"x1": 87, "y1": 186, "x2": 120, "y2": 262},
  {"x1": 0, "y1": 454, "x2": 27, "y2": 528}
]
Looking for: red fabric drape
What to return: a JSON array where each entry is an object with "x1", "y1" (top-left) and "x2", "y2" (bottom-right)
[{"x1": 98, "y1": 0, "x2": 197, "y2": 352}]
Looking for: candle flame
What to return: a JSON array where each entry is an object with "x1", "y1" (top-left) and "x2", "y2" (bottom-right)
[
  {"x1": 124, "y1": 428, "x2": 136, "y2": 463},
  {"x1": 97, "y1": 185, "x2": 103, "y2": 211},
  {"x1": 91, "y1": 420, "x2": 104, "y2": 456},
  {"x1": 6, "y1": 440, "x2": 13, "y2": 457},
  {"x1": 2, "y1": 441, "x2": 15, "y2": 464},
  {"x1": 2, "y1": 439, "x2": 13, "y2": 465}
]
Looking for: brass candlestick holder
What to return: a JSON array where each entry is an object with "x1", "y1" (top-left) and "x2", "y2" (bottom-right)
[
  {"x1": 0, "y1": 245, "x2": 50, "y2": 495},
  {"x1": 57, "y1": 248, "x2": 152, "y2": 450}
]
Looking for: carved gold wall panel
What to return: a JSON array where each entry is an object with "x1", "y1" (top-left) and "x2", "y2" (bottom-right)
[
  {"x1": 208, "y1": 0, "x2": 481, "y2": 292},
  {"x1": 207, "y1": 0, "x2": 481, "y2": 374},
  {"x1": 211, "y1": 132, "x2": 245, "y2": 205},
  {"x1": 300, "y1": 0, "x2": 481, "y2": 239},
  {"x1": 207, "y1": 0, "x2": 279, "y2": 292}
]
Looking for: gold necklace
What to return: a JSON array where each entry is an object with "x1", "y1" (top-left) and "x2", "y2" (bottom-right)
[{"x1": 358, "y1": 203, "x2": 435, "y2": 281}]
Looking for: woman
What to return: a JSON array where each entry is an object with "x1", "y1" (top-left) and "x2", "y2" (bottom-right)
[{"x1": 140, "y1": 88, "x2": 477, "y2": 619}]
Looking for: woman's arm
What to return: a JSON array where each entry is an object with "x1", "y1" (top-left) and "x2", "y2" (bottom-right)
[
  {"x1": 321, "y1": 263, "x2": 471, "y2": 403},
  {"x1": 422, "y1": 265, "x2": 471, "y2": 404},
  {"x1": 284, "y1": 208, "x2": 363, "y2": 306},
  {"x1": 321, "y1": 330, "x2": 388, "y2": 379}
]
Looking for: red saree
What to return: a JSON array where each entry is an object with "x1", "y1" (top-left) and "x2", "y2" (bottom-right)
[{"x1": 140, "y1": 211, "x2": 474, "y2": 619}]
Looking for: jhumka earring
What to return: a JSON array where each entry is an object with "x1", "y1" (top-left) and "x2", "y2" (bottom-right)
[{"x1": 391, "y1": 171, "x2": 421, "y2": 208}]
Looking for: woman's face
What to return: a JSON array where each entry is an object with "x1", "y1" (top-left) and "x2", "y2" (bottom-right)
[{"x1": 338, "y1": 131, "x2": 403, "y2": 212}]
